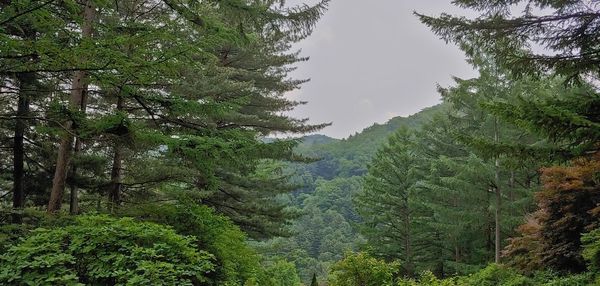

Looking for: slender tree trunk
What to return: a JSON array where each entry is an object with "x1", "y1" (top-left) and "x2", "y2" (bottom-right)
[
  {"x1": 436, "y1": 231, "x2": 445, "y2": 278},
  {"x1": 495, "y1": 179, "x2": 501, "y2": 263},
  {"x1": 108, "y1": 145, "x2": 123, "y2": 210},
  {"x1": 509, "y1": 170, "x2": 515, "y2": 217},
  {"x1": 47, "y1": 1, "x2": 95, "y2": 213},
  {"x1": 69, "y1": 141, "x2": 81, "y2": 215},
  {"x1": 69, "y1": 88, "x2": 88, "y2": 215},
  {"x1": 108, "y1": 96, "x2": 124, "y2": 212},
  {"x1": 494, "y1": 118, "x2": 501, "y2": 263},
  {"x1": 12, "y1": 72, "x2": 33, "y2": 222},
  {"x1": 485, "y1": 188, "x2": 493, "y2": 257},
  {"x1": 455, "y1": 243, "x2": 460, "y2": 263},
  {"x1": 404, "y1": 197, "x2": 412, "y2": 276}
]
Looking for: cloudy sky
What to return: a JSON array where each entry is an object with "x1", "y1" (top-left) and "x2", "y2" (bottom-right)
[{"x1": 285, "y1": 1, "x2": 478, "y2": 139}]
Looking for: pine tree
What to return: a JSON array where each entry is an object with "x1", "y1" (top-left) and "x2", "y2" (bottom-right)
[
  {"x1": 310, "y1": 273, "x2": 318, "y2": 286},
  {"x1": 416, "y1": 1, "x2": 600, "y2": 82},
  {"x1": 355, "y1": 128, "x2": 426, "y2": 276},
  {"x1": 413, "y1": 116, "x2": 496, "y2": 274},
  {"x1": 416, "y1": 0, "x2": 600, "y2": 156},
  {"x1": 1, "y1": 0, "x2": 330, "y2": 238}
]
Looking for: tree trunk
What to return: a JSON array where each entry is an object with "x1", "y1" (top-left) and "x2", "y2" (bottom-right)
[
  {"x1": 108, "y1": 95, "x2": 124, "y2": 212},
  {"x1": 108, "y1": 145, "x2": 123, "y2": 211},
  {"x1": 455, "y1": 244, "x2": 460, "y2": 263},
  {"x1": 485, "y1": 187, "x2": 493, "y2": 255},
  {"x1": 495, "y1": 179, "x2": 501, "y2": 263},
  {"x1": 68, "y1": 149, "x2": 79, "y2": 214},
  {"x1": 12, "y1": 72, "x2": 33, "y2": 222},
  {"x1": 69, "y1": 138, "x2": 82, "y2": 215},
  {"x1": 47, "y1": 0, "x2": 95, "y2": 213},
  {"x1": 509, "y1": 170, "x2": 515, "y2": 217},
  {"x1": 494, "y1": 118, "x2": 501, "y2": 263},
  {"x1": 404, "y1": 197, "x2": 412, "y2": 276},
  {"x1": 69, "y1": 87, "x2": 88, "y2": 215},
  {"x1": 436, "y1": 231, "x2": 445, "y2": 278}
]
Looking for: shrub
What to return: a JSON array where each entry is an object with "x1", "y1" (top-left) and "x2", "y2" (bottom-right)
[
  {"x1": 457, "y1": 264, "x2": 532, "y2": 286},
  {"x1": 397, "y1": 271, "x2": 459, "y2": 286},
  {"x1": 0, "y1": 215, "x2": 214, "y2": 285},
  {"x1": 582, "y1": 228, "x2": 600, "y2": 271},
  {"x1": 328, "y1": 251, "x2": 399, "y2": 286},
  {"x1": 538, "y1": 272, "x2": 595, "y2": 286},
  {"x1": 262, "y1": 259, "x2": 303, "y2": 286},
  {"x1": 122, "y1": 203, "x2": 262, "y2": 285}
]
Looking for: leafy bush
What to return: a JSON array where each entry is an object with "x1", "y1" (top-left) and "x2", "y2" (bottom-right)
[
  {"x1": 458, "y1": 264, "x2": 532, "y2": 286},
  {"x1": 0, "y1": 215, "x2": 214, "y2": 285},
  {"x1": 0, "y1": 209, "x2": 74, "y2": 253},
  {"x1": 393, "y1": 265, "x2": 597, "y2": 286},
  {"x1": 328, "y1": 251, "x2": 399, "y2": 286},
  {"x1": 536, "y1": 272, "x2": 595, "y2": 286},
  {"x1": 257, "y1": 259, "x2": 303, "y2": 286},
  {"x1": 582, "y1": 228, "x2": 600, "y2": 271},
  {"x1": 122, "y1": 202, "x2": 262, "y2": 285},
  {"x1": 397, "y1": 271, "x2": 458, "y2": 286}
]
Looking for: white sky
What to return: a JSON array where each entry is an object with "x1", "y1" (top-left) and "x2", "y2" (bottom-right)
[{"x1": 285, "y1": 0, "x2": 478, "y2": 139}]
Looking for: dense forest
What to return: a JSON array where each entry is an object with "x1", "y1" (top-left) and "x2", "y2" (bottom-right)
[{"x1": 1, "y1": 0, "x2": 600, "y2": 285}]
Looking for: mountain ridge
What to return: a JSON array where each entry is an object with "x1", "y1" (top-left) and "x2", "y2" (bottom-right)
[{"x1": 295, "y1": 103, "x2": 446, "y2": 178}]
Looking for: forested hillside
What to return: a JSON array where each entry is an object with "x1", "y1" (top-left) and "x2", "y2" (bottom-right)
[
  {"x1": 2, "y1": 1, "x2": 600, "y2": 286},
  {"x1": 258, "y1": 104, "x2": 444, "y2": 281}
]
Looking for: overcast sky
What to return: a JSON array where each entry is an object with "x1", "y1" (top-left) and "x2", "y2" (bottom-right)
[{"x1": 285, "y1": 1, "x2": 478, "y2": 139}]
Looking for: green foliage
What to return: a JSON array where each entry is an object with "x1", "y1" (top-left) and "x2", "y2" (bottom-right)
[
  {"x1": 416, "y1": 0, "x2": 600, "y2": 82},
  {"x1": 0, "y1": 215, "x2": 214, "y2": 286},
  {"x1": 484, "y1": 80, "x2": 600, "y2": 156},
  {"x1": 582, "y1": 228, "x2": 600, "y2": 271},
  {"x1": 256, "y1": 259, "x2": 303, "y2": 286},
  {"x1": 328, "y1": 252, "x2": 399, "y2": 286},
  {"x1": 355, "y1": 65, "x2": 550, "y2": 276},
  {"x1": 413, "y1": 0, "x2": 600, "y2": 279},
  {"x1": 258, "y1": 106, "x2": 444, "y2": 281},
  {"x1": 396, "y1": 265, "x2": 598, "y2": 286},
  {"x1": 459, "y1": 264, "x2": 531, "y2": 286},
  {"x1": 121, "y1": 202, "x2": 262, "y2": 285},
  {"x1": 257, "y1": 176, "x2": 364, "y2": 281},
  {"x1": 355, "y1": 128, "x2": 426, "y2": 275},
  {"x1": 534, "y1": 272, "x2": 596, "y2": 286},
  {"x1": 4, "y1": 1, "x2": 600, "y2": 285},
  {"x1": 397, "y1": 271, "x2": 458, "y2": 286},
  {"x1": 0, "y1": 0, "x2": 330, "y2": 240}
]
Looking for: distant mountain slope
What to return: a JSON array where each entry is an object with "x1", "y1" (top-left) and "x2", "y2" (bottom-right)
[
  {"x1": 296, "y1": 103, "x2": 446, "y2": 179},
  {"x1": 298, "y1": 134, "x2": 339, "y2": 146}
]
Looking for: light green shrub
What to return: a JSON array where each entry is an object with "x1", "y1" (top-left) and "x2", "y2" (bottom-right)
[
  {"x1": 328, "y1": 251, "x2": 399, "y2": 286},
  {"x1": 0, "y1": 215, "x2": 214, "y2": 285}
]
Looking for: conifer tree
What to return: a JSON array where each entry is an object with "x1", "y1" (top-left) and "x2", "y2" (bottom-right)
[
  {"x1": 414, "y1": 116, "x2": 496, "y2": 274},
  {"x1": 416, "y1": 0, "x2": 600, "y2": 156},
  {"x1": 310, "y1": 273, "x2": 318, "y2": 286},
  {"x1": 356, "y1": 128, "x2": 428, "y2": 276},
  {"x1": 0, "y1": 0, "x2": 330, "y2": 238},
  {"x1": 416, "y1": 0, "x2": 600, "y2": 82}
]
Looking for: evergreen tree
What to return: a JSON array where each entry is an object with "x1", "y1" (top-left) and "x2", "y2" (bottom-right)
[
  {"x1": 311, "y1": 273, "x2": 318, "y2": 286},
  {"x1": 416, "y1": 0, "x2": 600, "y2": 81},
  {"x1": 414, "y1": 116, "x2": 496, "y2": 275},
  {"x1": 0, "y1": 0, "x2": 331, "y2": 238},
  {"x1": 416, "y1": 0, "x2": 600, "y2": 156},
  {"x1": 355, "y1": 128, "x2": 424, "y2": 276}
]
